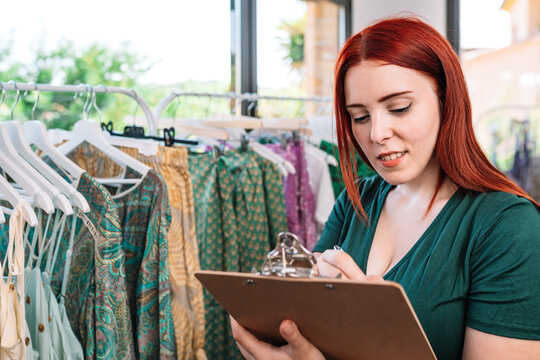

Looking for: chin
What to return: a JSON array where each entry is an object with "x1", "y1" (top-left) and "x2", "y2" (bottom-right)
[{"x1": 377, "y1": 172, "x2": 411, "y2": 186}]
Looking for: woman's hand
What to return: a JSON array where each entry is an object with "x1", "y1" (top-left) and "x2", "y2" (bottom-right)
[
  {"x1": 230, "y1": 316, "x2": 325, "y2": 360},
  {"x1": 314, "y1": 249, "x2": 384, "y2": 281}
]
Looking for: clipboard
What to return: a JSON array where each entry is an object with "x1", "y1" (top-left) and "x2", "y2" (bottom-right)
[{"x1": 195, "y1": 270, "x2": 437, "y2": 360}]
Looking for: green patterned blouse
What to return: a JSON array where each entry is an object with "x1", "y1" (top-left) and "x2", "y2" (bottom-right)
[
  {"x1": 189, "y1": 149, "x2": 288, "y2": 360},
  {"x1": 50, "y1": 171, "x2": 136, "y2": 359},
  {"x1": 103, "y1": 168, "x2": 176, "y2": 360}
]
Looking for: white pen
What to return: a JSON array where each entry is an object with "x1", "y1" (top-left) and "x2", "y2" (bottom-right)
[{"x1": 334, "y1": 245, "x2": 343, "y2": 251}]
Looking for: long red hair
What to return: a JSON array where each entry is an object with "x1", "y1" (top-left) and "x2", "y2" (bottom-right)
[{"x1": 334, "y1": 16, "x2": 540, "y2": 221}]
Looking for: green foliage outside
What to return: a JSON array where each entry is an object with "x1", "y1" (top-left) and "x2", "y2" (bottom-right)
[
  {"x1": 0, "y1": 37, "x2": 231, "y2": 133},
  {"x1": 0, "y1": 38, "x2": 152, "y2": 131},
  {"x1": 277, "y1": 14, "x2": 306, "y2": 71},
  {"x1": 0, "y1": 19, "x2": 306, "y2": 133}
]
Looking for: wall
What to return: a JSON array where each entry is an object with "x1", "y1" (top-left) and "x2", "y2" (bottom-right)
[{"x1": 351, "y1": 0, "x2": 446, "y2": 37}]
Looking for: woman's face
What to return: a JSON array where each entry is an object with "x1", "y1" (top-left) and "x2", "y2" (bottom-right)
[{"x1": 344, "y1": 60, "x2": 441, "y2": 186}]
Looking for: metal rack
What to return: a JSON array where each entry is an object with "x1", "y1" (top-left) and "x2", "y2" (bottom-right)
[
  {"x1": 0, "y1": 81, "x2": 157, "y2": 135},
  {"x1": 153, "y1": 91, "x2": 332, "y2": 130}
]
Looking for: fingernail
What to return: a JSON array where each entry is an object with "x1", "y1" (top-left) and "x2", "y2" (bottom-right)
[{"x1": 283, "y1": 321, "x2": 293, "y2": 336}]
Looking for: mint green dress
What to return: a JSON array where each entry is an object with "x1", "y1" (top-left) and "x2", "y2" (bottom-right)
[
  {"x1": 314, "y1": 175, "x2": 540, "y2": 360},
  {"x1": 42, "y1": 213, "x2": 84, "y2": 360}
]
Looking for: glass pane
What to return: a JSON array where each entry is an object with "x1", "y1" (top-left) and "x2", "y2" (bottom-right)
[
  {"x1": 0, "y1": 0, "x2": 231, "y2": 129},
  {"x1": 257, "y1": 0, "x2": 343, "y2": 118}
]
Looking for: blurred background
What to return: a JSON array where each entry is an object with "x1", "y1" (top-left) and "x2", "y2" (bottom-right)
[{"x1": 1, "y1": 0, "x2": 539, "y2": 197}]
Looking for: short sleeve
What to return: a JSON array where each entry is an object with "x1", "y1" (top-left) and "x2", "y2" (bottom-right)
[{"x1": 467, "y1": 200, "x2": 540, "y2": 339}]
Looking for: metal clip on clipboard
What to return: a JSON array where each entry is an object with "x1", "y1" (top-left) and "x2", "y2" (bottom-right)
[{"x1": 257, "y1": 232, "x2": 319, "y2": 278}]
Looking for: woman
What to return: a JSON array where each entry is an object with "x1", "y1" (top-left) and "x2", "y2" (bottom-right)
[{"x1": 231, "y1": 16, "x2": 540, "y2": 360}]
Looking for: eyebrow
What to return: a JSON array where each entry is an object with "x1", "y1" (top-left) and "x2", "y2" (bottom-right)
[{"x1": 346, "y1": 91, "x2": 413, "y2": 108}]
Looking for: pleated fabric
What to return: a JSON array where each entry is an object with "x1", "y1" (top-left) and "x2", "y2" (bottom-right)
[{"x1": 113, "y1": 145, "x2": 207, "y2": 360}]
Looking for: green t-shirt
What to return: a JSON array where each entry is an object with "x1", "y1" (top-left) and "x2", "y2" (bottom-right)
[{"x1": 314, "y1": 175, "x2": 540, "y2": 360}]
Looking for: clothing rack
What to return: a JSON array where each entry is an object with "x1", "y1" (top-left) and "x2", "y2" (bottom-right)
[
  {"x1": 0, "y1": 81, "x2": 157, "y2": 135},
  {"x1": 153, "y1": 91, "x2": 333, "y2": 131}
]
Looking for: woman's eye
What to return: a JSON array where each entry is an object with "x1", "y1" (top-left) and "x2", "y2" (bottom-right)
[
  {"x1": 390, "y1": 103, "x2": 412, "y2": 114},
  {"x1": 353, "y1": 114, "x2": 370, "y2": 123}
]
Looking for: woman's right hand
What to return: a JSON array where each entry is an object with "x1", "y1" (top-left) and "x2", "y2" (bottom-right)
[{"x1": 230, "y1": 316, "x2": 325, "y2": 360}]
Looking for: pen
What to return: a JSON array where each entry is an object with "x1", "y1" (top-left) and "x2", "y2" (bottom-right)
[{"x1": 333, "y1": 245, "x2": 343, "y2": 251}]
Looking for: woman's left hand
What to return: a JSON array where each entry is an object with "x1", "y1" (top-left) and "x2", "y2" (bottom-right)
[
  {"x1": 230, "y1": 316, "x2": 326, "y2": 360},
  {"x1": 314, "y1": 249, "x2": 384, "y2": 281}
]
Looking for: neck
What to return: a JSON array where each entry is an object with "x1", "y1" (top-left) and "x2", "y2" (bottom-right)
[{"x1": 393, "y1": 156, "x2": 457, "y2": 205}]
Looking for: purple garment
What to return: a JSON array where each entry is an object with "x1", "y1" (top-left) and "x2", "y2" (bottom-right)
[{"x1": 265, "y1": 140, "x2": 317, "y2": 250}]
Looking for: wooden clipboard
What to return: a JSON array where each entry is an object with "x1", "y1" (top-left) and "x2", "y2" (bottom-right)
[{"x1": 195, "y1": 270, "x2": 436, "y2": 360}]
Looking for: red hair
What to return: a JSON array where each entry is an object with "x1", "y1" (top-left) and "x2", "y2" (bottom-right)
[{"x1": 334, "y1": 16, "x2": 540, "y2": 221}]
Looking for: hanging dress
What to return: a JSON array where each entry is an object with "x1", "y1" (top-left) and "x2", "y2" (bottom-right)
[
  {"x1": 0, "y1": 205, "x2": 26, "y2": 359},
  {"x1": 41, "y1": 155, "x2": 136, "y2": 359},
  {"x1": 112, "y1": 145, "x2": 207, "y2": 360},
  {"x1": 67, "y1": 143, "x2": 176, "y2": 360}
]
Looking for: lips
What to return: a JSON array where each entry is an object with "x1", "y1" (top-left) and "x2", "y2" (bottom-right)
[
  {"x1": 377, "y1": 151, "x2": 407, "y2": 161},
  {"x1": 376, "y1": 151, "x2": 407, "y2": 168}
]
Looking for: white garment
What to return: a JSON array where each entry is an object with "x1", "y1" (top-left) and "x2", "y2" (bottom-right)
[
  {"x1": 304, "y1": 146, "x2": 335, "y2": 233},
  {"x1": 0, "y1": 206, "x2": 26, "y2": 360},
  {"x1": 307, "y1": 115, "x2": 336, "y2": 145}
]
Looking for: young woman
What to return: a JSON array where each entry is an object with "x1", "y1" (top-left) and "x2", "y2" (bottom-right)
[{"x1": 231, "y1": 16, "x2": 540, "y2": 360}]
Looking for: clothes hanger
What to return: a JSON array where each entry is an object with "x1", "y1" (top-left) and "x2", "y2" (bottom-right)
[
  {"x1": 0, "y1": 173, "x2": 38, "y2": 226},
  {"x1": 8, "y1": 85, "x2": 89, "y2": 213},
  {"x1": 125, "y1": 94, "x2": 231, "y2": 142},
  {"x1": 0, "y1": 82, "x2": 54, "y2": 214},
  {"x1": 21, "y1": 83, "x2": 86, "y2": 182},
  {"x1": 93, "y1": 89, "x2": 160, "y2": 156},
  {"x1": 7, "y1": 121, "x2": 90, "y2": 214},
  {"x1": 200, "y1": 116, "x2": 263, "y2": 130},
  {"x1": 304, "y1": 141, "x2": 339, "y2": 167},
  {"x1": 162, "y1": 94, "x2": 232, "y2": 141},
  {"x1": 0, "y1": 83, "x2": 73, "y2": 215},
  {"x1": 227, "y1": 128, "x2": 296, "y2": 176},
  {"x1": 200, "y1": 97, "x2": 264, "y2": 130},
  {"x1": 0, "y1": 124, "x2": 74, "y2": 216},
  {"x1": 23, "y1": 121, "x2": 86, "y2": 181},
  {"x1": 261, "y1": 117, "x2": 308, "y2": 131},
  {"x1": 56, "y1": 85, "x2": 150, "y2": 185}
]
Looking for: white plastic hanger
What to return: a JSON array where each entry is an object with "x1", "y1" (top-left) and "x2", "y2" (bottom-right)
[
  {"x1": 304, "y1": 142, "x2": 339, "y2": 167},
  {"x1": 22, "y1": 85, "x2": 86, "y2": 183},
  {"x1": 56, "y1": 84, "x2": 149, "y2": 183},
  {"x1": 57, "y1": 119, "x2": 150, "y2": 184},
  {"x1": 127, "y1": 115, "x2": 232, "y2": 142},
  {"x1": 23, "y1": 120, "x2": 85, "y2": 181},
  {"x1": 0, "y1": 175, "x2": 38, "y2": 226},
  {"x1": 249, "y1": 142, "x2": 296, "y2": 176},
  {"x1": 261, "y1": 117, "x2": 308, "y2": 131},
  {"x1": 0, "y1": 86, "x2": 54, "y2": 214},
  {"x1": 6, "y1": 121, "x2": 90, "y2": 213},
  {"x1": 0, "y1": 124, "x2": 73, "y2": 215},
  {"x1": 200, "y1": 115, "x2": 263, "y2": 130},
  {"x1": 0, "y1": 138, "x2": 54, "y2": 214}
]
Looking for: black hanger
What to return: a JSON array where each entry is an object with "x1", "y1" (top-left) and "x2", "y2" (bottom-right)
[{"x1": 100, "y1": 121, "x2": 198, "y2": 146}]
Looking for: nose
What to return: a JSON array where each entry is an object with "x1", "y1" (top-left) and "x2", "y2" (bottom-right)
[{"x1": 370, "y1": 113, "x2": 393, "y2": 144}]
